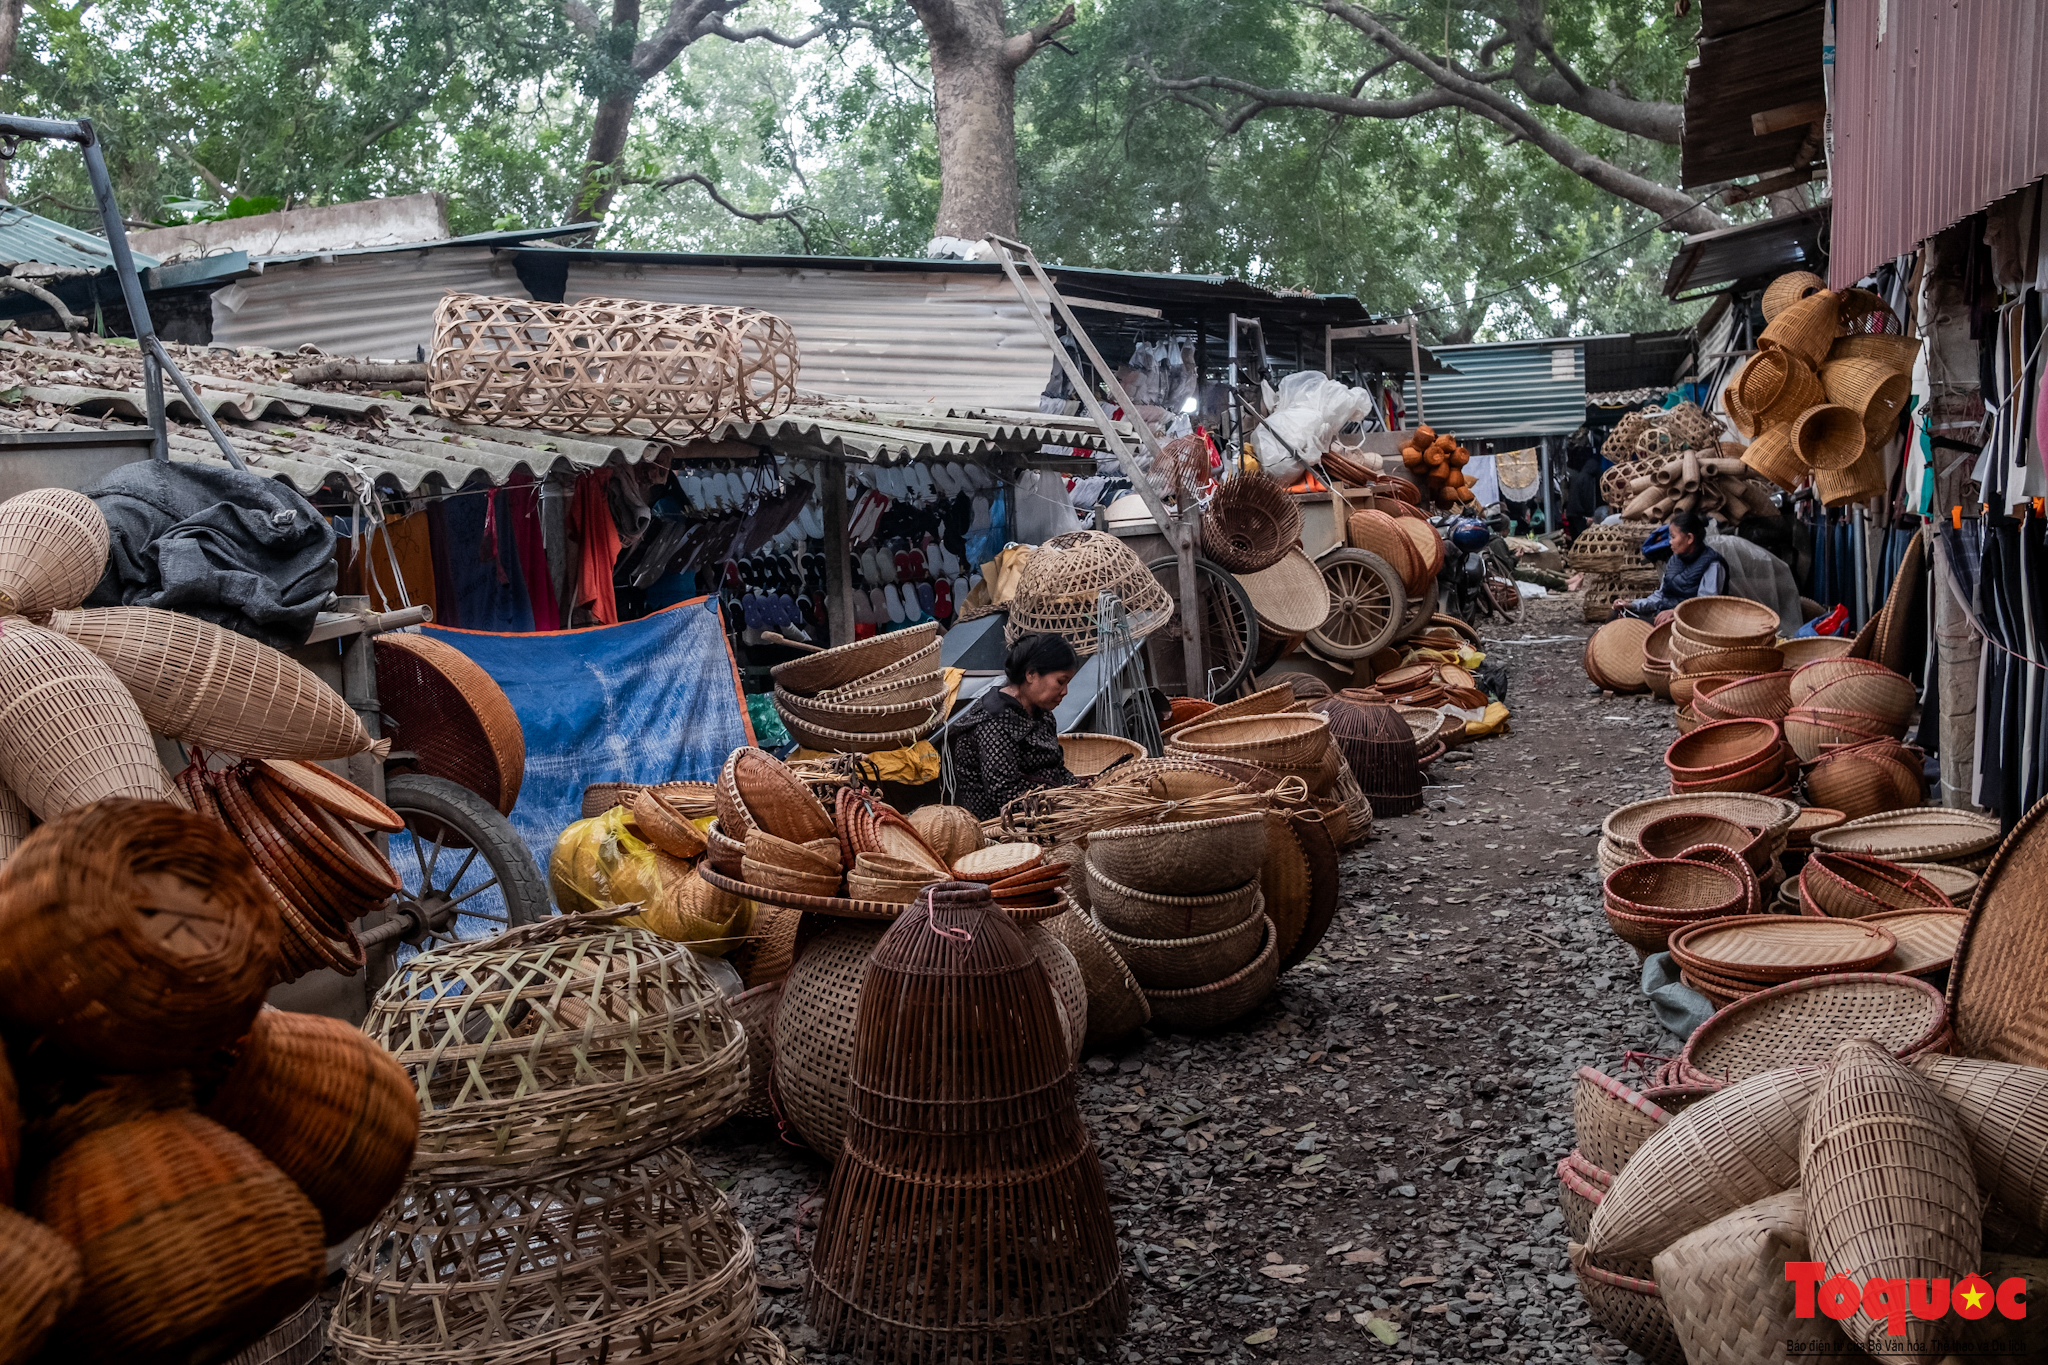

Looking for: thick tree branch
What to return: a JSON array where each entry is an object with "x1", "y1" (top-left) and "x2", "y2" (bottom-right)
[
  {"x1": 644, "y1": 170, "x2": 816, "y2": 250},
  {"x1": 559, "y1": 0, "x2": 599, "y2": 38},
  {"x1": 0, "y1": 270, "x2": 90, "y2": 342},
  {"x1": 699, "y1": 17, "x2": 827, "y2": 47},
  {"x1": 1000, "y1": 3, "x2": 1075, "y2": 71},
  {"x1": 177, "y1": 146, "x2": 231, "y2": 199},
  {"x1": 0, "y1": 0, "x2": 23, "y2": 83}
]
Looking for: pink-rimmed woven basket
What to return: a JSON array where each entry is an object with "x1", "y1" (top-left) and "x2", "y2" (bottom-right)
[
  {"x1": 1663, "y1": 719, "x2": 1783, "y2": 784},
  {"x1": 1675, "y1": 973, "x2": 1948, "y2": 1090}
]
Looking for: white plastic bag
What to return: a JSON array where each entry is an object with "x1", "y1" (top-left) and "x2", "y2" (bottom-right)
[
  {"x1": 1011, "y1": 469, "x2": 1084, "y2": 544},
  {"x1": 1252, "y1": 374, "x2": 1369, "y2": 484}
]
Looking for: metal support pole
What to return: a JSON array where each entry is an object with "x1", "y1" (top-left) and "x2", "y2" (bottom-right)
[
  {"x1": 1227, "y1": 313, "x2": 1243, "y2": 456},
  {"x1": 1407, "y1": 317, "x2": 1426, "y2": 427},
  {"x1": 822, "y1": 460, "x2": 855, "y2": 647},
  {"x1": 1540, "y1": 436, "x2": 1556, "y2": 533}
]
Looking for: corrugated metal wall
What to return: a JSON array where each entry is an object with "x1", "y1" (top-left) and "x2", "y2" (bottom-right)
[
  {"x1": 562, "y1": 262, "x2": 1057, "y2": 408},
  {"x1": 209, "y1": 247, "x2": 525, "y2": 359},
  {"x1": 1830, "y1": 0, "x2": 2048, "y2": 285},
  {"x1": 1399, "y1": 342, "x2": 1585, "y2": 438}
]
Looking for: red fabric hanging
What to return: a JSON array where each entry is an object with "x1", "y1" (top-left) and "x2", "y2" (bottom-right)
[{"x1": 569, "y1": 470, "x2": 621, "y2": 626}]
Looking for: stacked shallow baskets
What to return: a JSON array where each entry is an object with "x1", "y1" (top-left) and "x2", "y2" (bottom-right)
[
  {"x1": 770, "y1": 621, "x2": 945, "y2": 753},
  {"x1": 1083, "y1": 811, "x2": 1276, "y2": 1031}
]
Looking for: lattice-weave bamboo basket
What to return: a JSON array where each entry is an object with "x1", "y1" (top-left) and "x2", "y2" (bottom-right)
[
  {"x1": 49, "y1": 607, "x2": 375, "y2": 759},
  {"x1": 428, "y1": 293, "x2": 800, "y2": 437},
  {"x1": 0, "y1": 618, "x2": 177, "y2": 818},
  {"x1": 0, "y1": 488, "x2": 108, "y2": 619},
  {"x1": 808, "y1": 884, "x2": 1127, "y2": 1361},
  {"x1": 330, "y1": 1145, "x2": 760, "y2": 1365},
  {"x1": 362, "y1": 913, "x2": 748, "y2": 1181}
]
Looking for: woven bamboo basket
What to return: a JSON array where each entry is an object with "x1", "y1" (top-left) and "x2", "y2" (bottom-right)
[
  {"x1": 1604, "y1": 859, "x2": 1747, "y2": 923},
  {"x1": 1800, "y1": 1039, "x2": 1980, "y2": 1361},
  {"x1": 1802, "y1": 740, "x2": 1923, "y2": 817},
  {"x1": 1820, "y1": 355, "x2": 1911, "y2": 434},
  {"x1": 1814, "y1": 806, "x2": 2001, "y2": 865},
  {"x1": 0, "y1": 487, "x2": 109, "y2": 619},
  {"x1": 1166, "y1": 712, "x2": 1331, "y2": 771},
  {"x1": 221, "y1": 1296, "x2": 323, "y2": 1365},
  {"x1": 372, "y1": 632, "x2": 525, "y2": 815},
  {"x1": 333, "y1": 1144, "x2": 760, "y2": 1365},
  {"x1": 428, "y1": 292, "x2": 798, "y2": 436},
  {"x1": 1757, "y1": 289, "x2": 1841, "y2": 367},
  {"x1": 779, "y1": 705, "x2": 947, "y2": 754},
  {"x1": 1796, "y1": 666, "x2": 1917, "y2": 724},
  {"x1": 1585, "y1": 1067, "x2": 1822, "y2": 1264},
  {"x1": 1043, "y1": 908, "x2": 1151, "y2": 1050},
  {"x1": 1690, "y1": 670, "x2": 1793, "y2": 723},
  {"x1": 772, "y1": 918, "x2": 889, "y2": 1158},
  {"x1": 1896, "y1": 860, "x2": 1978, "y2": 900},
  {"x1": 1670, "y1": 915, "x2": 1897, "y2": 985},
  {"x1": 1910, "y1": 1054, "x2": 2048, "y2": 1230},
  {"x1": 1315, "y1": 695, "x2": 1423, "y2": 816},
  {"x1": 1761, "y1": 270, "x2": 1826, "y2": 321},
  {"x1": 1663, "y1": 719, "x2": 1783, "y2": 783},
  {"x1": 1863, "y1": 907, "x2": 1964, "y2": 975},
  {"x1": 1676, "y1": 845, "x2": 1764, "y2": 915},
  {"x1": 808, "y1": 887, "x2": 1126, "y2": 1359},
  {"x1": 1572, "y1": 1067, "x2": 1671, "y2": 1177},
  {"x1": 204, "y1": 1008, "x2": 418, "y2": 1244},
  {"x1": 1673, "y1": 645, "x2": 1784, "y2": 677},
  {"x1": 1948, "y1": 793, "x2": 2048, "y2": 1065},
  {"x1": 1734, "y1": 346, "x2": 1826, "y2": 426},
  {"x1": 905, "y1": 804, "x2": 983, "y2": 865},
  {"x1": 1084, "y1": 811, "x2": 1267, "y2": 897},
  {"x1": 1057, "y1": 731, "x2": 1146, "y2": 777},
  {"x1": 1095, "y1": 896, "x2": 1268, "y2": 990},
  {"x1": 728, "y1": 980, "x2": 781, "y2": 1119},
  {"x1": 772, "y1": 621, "x2": 938, "y2": 696},
  {"x1": 1603, "y1": 794, "x2": 1797, "y2": 870},
  {"x1": 0, "y1": 1204, "x2": 81, "y2": 1364},
  {"x1": 1789, "y1": 402, "x2": 1866, "y2": 472},
  {"x1": 1737, "y1": 427, "x2": 1803, "y2": 490},
  {"x1": 1671, "y1": 596, "x2": 1781, "y2": 648},
  {"x1": 50, "y1": 607, "x2": 375, "y2": 760},
  {"x1": 1677, "y1": 973, "x2": 1947, "y2": 1090},
  {"x1": 0, "y1": 619, "x2": 178, "y2": 818},
  {"x1": 1005, "y1": 531, "x2": 1173, "y2": 657},
  {"x1": 1633, "y1": 813, "x2": 1763, "y2": 868},
  {"x1": 1776, "y1": 636, "x2": 1854, "y2": 667},
  {"x1": 729, "y1": 747, "x2": 835, "y2": 843},
  {"x1": 1347, "y1": 508, "x2": 1428, "y2": 594},
  {"x1": 1557, "y1": 1153, "x2": 1612, "y2": 1245},
  {"x1": 1566, "y1": 1244, "x2": 1684, "y2": 1365},
  {"x1": 1019, "y1": 918, "x2": 1088, "y2": 1057},
  {"x1": 363, "y1": 914, "x2": 748, "y2": 1179},
  {"x1": 1144, "y1": 913, "x2": 1279, "y2": 1032},
  {"x1": 824, "y1": 664, "x2": 946, "y2": 709},
  {"x1": 0, "y1": 800, "x2": 279, "y2": 1069},
  {"x1": 1236, "y1": 550, "x2": 1332, "y2": 636},
  {"x1": 773, "y1": 682, "x2": 947, "y2": 736},
  {"x1": 1584, "y1": 617, "x2": 1653, "y2": 692},
  {"x1": 30, "y1": 1110, "x2": 324, "y2": 1364},
  {"x1": 1159, "y1": 683, "x2": 1293, "y2": 739},
  {"x1": 1798, "y1": 851, "x2": 1953, "y2": 919},
  {"x1": 1651, "y1": 1191, "x2": 1869, "y2": 1365},
  {"x1": 1200, "y1": 473, "x2": 1301, "y2": 574}
]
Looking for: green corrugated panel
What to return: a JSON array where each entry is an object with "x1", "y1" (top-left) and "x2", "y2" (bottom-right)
[
  {"x1": 1400, "y1": 340, "x2": 1584, "y2": 438},
  {"x1": 0, "y1": 201, "x2": 158, "y2": 272}
]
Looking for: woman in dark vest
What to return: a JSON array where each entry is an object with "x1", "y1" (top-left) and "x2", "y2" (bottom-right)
[
  {"x1": 1613, "y1": 508, "x2": 1728, "y2": 624},
  {"x1": 946, "y1": 633, "x2": 1082, "y2": 819}
]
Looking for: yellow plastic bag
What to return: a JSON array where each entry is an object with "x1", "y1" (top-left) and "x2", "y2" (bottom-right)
[
  {"x1": 1462, "y1": 701, "x2": 1511, "y2": 739},
  {"x1": 548, "y1": 806, "x2": 748, "y2": 954}
]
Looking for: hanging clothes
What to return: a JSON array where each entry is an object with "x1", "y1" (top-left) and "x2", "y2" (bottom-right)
[
  {"x1": 426, "y1": 498, "x2": 460, "y2": 629},
  {"x1": 505, "y1": 470, "x2": 560, "y2": 630},
  {"x1": 570, "y1": 469, "x2": 621, "y2": 626},
  {"x1": 436, "y1": 474, "x2": 535, "y2": 633}
]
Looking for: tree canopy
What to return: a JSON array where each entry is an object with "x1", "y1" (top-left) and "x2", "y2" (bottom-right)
[{"x1": 0, "y1": 0, "x2": 1741, "y2": 342}]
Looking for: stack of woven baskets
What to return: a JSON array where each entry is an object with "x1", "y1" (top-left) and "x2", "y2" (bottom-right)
[
  {"x1": 1663, "y1": 597, "x2": 1782, "y2": 711},
  {"x1": 0, "y1": 800, "x2": 418, "y2": 1364},
  {"x1": 1565, "y1": 522, "x2": 1664, "y2": 622},
  {"x1": 1083, "y1": 812, "x2": 1276, "y2": 1031},
  {"x1": 1163, "y1": 706, "x2": 1372, "y2": 845},
  {"x1": 1570, "y1": 1040, "x2": 2043, "y2": 1364},
  {"x1": 1728, "y1": 273, "x2": 1918, "y2": 506},
  {"x1": 335, "y1": 913, "x2": 765, "y2": 1365},
  {"x1": 1662, "y1": 718, "x2": 1795, "y2": 798},
  {"x1": 1345, "y1": 500, "x2": 1443, "y2": 606},
  {"x1": 770, "y1": 620, "x2": 945, "y2": 753}
]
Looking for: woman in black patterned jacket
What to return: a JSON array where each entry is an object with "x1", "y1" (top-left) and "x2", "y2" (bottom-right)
[{"x1": 948, "y1": 633, "x2": 1082, "y2": 819}]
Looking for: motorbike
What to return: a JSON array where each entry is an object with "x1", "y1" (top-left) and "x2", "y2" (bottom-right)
[{"x1": 1438, "y1": 514, "x2": 1521, "y2": 625}]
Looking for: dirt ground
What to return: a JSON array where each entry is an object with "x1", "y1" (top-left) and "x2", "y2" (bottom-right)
[{"x1": 694, "y1": 588, "x2": 1686, "y2": 1364}]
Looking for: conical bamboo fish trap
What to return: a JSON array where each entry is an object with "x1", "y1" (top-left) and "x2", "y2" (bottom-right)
[
  {"x1": 0, "y1": 618, "x2": 176, "y2": 819},
  {"x1": 0, "y1": 780, "x2": 25, "y2": 870},
  {"x1": 48, "y1": 607, "x2": 376, "y2": 760},
  {"x1": 808, "y1": 884, "x2": 1127, "y2": 1361},
  {"x1": 0, "y1": 488, "x2": 108, "y2": 620}
]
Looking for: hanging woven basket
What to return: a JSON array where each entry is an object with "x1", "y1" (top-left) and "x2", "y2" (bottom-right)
[
  {"x1": 1003, "y1": 532, "x2": 1173, "y2": 657},
  {"x1": 1199, "y1": 474, "x2": 1301, "y2": 575}
]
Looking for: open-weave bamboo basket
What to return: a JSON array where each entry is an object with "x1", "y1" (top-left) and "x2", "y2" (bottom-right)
[
  {"x1": 1042, "y1": 908, "x2": 1151, "y2": 1050},
  {"x1": 1572, "y1": 1067, "x2": 1671, "y2": 1177},
  {"x1": 1199, "y1": 473, "x2": 1301, "y2": 574},
  {"x1": 0, "y1": 779, "x2": 28, "y2": 871},
  {"x1": 1761, "y1": 270, "x2": 1826, "y2": 321},
  {"x1": 772, "y1": 918, "x2": 890, "y2": 1159},
  {"x1": 428, "y1": 292, "x2": 799, "y2": 437},
  {"x1": 808, "y1": 887, "x2": 1127, "y2": 1360},
  {"x1": 1651, "y1": 1191, "x2": 1868, "y2": 1365},
  {"x1": 51, "y1": 607, "x2": 376, "y2": 760},
  {"x1": 0, "y1": 618, "x2": 177, "y2": 818},
  {"x1": 363, "y1": 914, "x2": 748, "y2": 1180},
  {"x1": 1004, "y1": 532, "x2": 1172, "y2": 657},
  {"x1": 0, "y1": 488, "x2": 109, "y2": 620},
  {"x1": 332, "y1": 1144, "x2": 760, "y2": 1365},
  {"x1": 1799, "y1": 1039, "x2": 1980, "y2": 1361}
]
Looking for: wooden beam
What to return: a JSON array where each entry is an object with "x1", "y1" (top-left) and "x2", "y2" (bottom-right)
[
  {"x1": 1751, "y1": 99, "x2": 1826, "y2": 136},
  {"x1": 821, "y1": 462, "x2": 855, "y2": 647}
]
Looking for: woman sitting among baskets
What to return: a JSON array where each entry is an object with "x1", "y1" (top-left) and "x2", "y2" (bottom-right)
[
  {"x1": 946, "y1": 633, "x2": 1082, "y2": 819},
  {"x1": 1613, "y1": 508, "x2": 1728, "y2": 625}
]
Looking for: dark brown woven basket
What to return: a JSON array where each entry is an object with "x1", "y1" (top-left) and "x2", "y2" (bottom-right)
[
  {"x1": 808, "y1": 884, "x2": 1127, "y2": 1360},
  {"x1": 374, "y1": 633, "x2": 525, "y2": 816},
  {"x1": 1042, "y1": 908, "x2": 1151, "y2": 1050},
  {"x1": 204, "y1": 1008, "x2": 418, "y2": 1244},
  {"x1": 1144, "y1": 913, "x2": 1280, "y2": 1031},
  {"x1": 1199, "y1": 473, "x2": 1302, "y2": 574},
  {"x1": 1603, "y1": 859, "x2": 1747, "y2": 921},
  {"x1": 773, "y1": 918, "x2": 890, "y2": 1158},
  {"x1": 0, "y1": 1203, "x2": 81, "y2": 1364},
  {"x1": 0, "y1": 799, "x2": 279, "y2": 1070},
  {"x1": 1314, "y1": 695, "x2": 1423, "y2": 816},
  {"x1": 29, "y1": 1110, "x2": 324, "y2": 1363}
]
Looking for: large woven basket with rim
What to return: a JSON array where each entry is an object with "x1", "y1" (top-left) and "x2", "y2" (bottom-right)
[
  {"x1": 1042, "y1": 909, "x2": 1151, "y2": 1050},
  {"x1": 1757, "y1": 288, "x2": 1841, "y2": 367},
  {"x1": 0, "y1": 618, "x2": 177, "y2": 819},
  {"x1": 1604, "y1": 859, "x2": 1748, "y2": 922},
  {"x1": 1676, "y1": 973, "x2": 1947, "y2": 1090},
  {"x1": 373, "y1": 632, "x2": 525, "y2": 815},
  {"x1": 1584, "y1": 617, "x2": 1653, "y2": 692},
  {"x1": 1760, "y1": 270, "x2": 1826, "y2": 321},
  {"x1": 50, "y1": 607, "x2": 375, "y2": 761},
  {"x1": 1798, "y1": 850, "x2": 1953, "y2": 920},
  {"x1": 772, "y1": 621, "x2": 939, "y2": 696},
  {"x1": 1663, "y1": 719, "x2": 1782, "y2": 783},
  {"x1": 1776, "y1": 635, "x2": 1854, "y2": 667},
  {"x1": 1670, "y1": 596, "x2": 1781, "y2": 648},
  {"x1": 1084, "y1": 811, "x2": 1267, "y2": 897},
  {"x1": 1948, "y1": 794, "x2": 2048, "y2": 1065},
  {"x1": 1056, "y1": 732, "x2": 1145, "y2": 777},
  {"x1": 1602, "y1": 794, "x2": 1800, "y2": 869},
  {"x1": 0, "y1": 487, "x2": 108, "y2": 620},
  {"x1": 772, "y1": 917, "x2": 890, "y2": 1159},
  {"x1": 332, "y1": 1143, "x2": 760, "y2": 1365},
  {"x1": 1635, "y1": 813, "x2": 1766, "y2": 870},
  {"x1": 1566, "y1": 1244, "x2": 1684, "y2": 1365},
  {"x1": 363, "y1": 914, "x2": 748, "y2": 1180},
  {"x1": 1799, "y1": 1039, "x2": 1979, "y2": 1361},
  {"x1": 1143, "y1": 913, "x2": 1279, "y2": 1032},
  {"x1": 1790, "y1": 658, "x2": 1916, "y2": 720},
  {"x1": 1095, "y1": 895, "x2": 1268, "y2": 991},
  {"x1": 1004, "y1": 531, "x2": 1172, "y2": 657},
  {"x1": 1166, "y1": 712, "x2": 1331, "y2": 770},
  {"x1": 1572, "y1": 1067, "x2": 1670, "y2": 1177},
  {"x1": 30, "y1": 1110, "x2": 323, "y2": 1364},
  {"x1": 1235, "y1": 549, "x2": 1332, "y2": 635},
  {"x1": 1801, "y1": 739, "x2": 1922, "y2": 817},
  {"x1": 773, "y1": 682, "x2": 947, "y2": 736},
  {"x1": 1085, "y1": 864, "x2": 1262, "y2": 941},
  {"x1": 1200, "y1": 473, "x2": 1301, "y2": 574},
  {"x1": 1690, "y1": 671, "x2": 1793, "y2": 723},
  {"x1": 1813, "y1": 806, "x2": 2002, "y2": 865},
  {"x1": 1651, "y1": 1190, "x2": 1869, "y2": 1365}
]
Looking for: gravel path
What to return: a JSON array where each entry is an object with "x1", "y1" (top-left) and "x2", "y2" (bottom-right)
[{"x1": 695, "y1": 592, "x2": 1689, "y2": 1363}]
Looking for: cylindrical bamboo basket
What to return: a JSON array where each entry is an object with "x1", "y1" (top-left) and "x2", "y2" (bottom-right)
[
  {"x1": 0, "y1": 618, "x2": 178, "y2": 818},
  {"x1": 0, "y1": 488, "x2": 109, "y2": 620}
]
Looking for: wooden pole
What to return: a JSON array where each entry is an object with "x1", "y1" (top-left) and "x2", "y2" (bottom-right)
[
  {"x1": 1407, "y1": 317, "x2": 1426, "y2": 427},
  {"x1": 822, "y1": 460, "x2": 856, "y2": 647}
]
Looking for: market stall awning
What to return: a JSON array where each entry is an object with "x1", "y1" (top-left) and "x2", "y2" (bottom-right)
[
  {"x1": 1662, "y1": 206, "x2": 1829, "y2": 301},
  {"x1": 1680, "y1": 0, "x2": 1826, "y2": 190}
]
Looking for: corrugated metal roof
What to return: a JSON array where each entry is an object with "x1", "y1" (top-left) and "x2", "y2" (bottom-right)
[
  {"x1": 1398, "y1": 340, "x2": 1586, "y2": 438},
  {"x1": 208, "y1": 246, "x2": 530, "y2": 362},
  {"x1": 0, "y1": 201, "x2": 160, "y2": 272},
  {"x1": 1829, "y1": 0, "x2": 2048, "y2": 286},
  {"x1": 1584, "y1": 331, "x2": 1696, "y2": 394},
  {"x1": 1662, "y1": 206, "x2": 1830, "y2": 299},
  {"x1": 1681, "y1": 2, "x2": 1826, "y2": 188}
]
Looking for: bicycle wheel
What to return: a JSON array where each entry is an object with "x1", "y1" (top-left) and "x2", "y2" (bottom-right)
[
  {"x1": 384, "y1": 774, "x2": 553, "y2": 954},
  {"x1": 1307, "y1": 549, "x2": 1407, "y2": 659},
  {"x1": 1145, "y1": 555, "x2": 1258, "y2": 699}
]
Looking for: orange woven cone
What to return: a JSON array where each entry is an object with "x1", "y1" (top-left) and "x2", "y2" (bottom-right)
[
  {"x1": 1740, "y1": 429, "x2": 1804, "y2": 490},
  {"x1": 1758, "y1": 289, "x2": 1842, "y2": 368},
  {"x1": 1736, "y1": 348, "x2": 1826, "y2": 427},
  {"x1": 1790, "y1": 404, "x2": 1867, "y2": 472}
]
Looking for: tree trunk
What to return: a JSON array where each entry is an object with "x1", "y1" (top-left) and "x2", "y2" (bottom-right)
[
  {"x1": 926, "y1": 35, "x2": 1020, "y2": 243},
  {"x1": 0, "y1": 0, "x2": 23, "y2": 80},
  {"x1": 568, "y1": 91, "x2": 638, "y2": 223}
]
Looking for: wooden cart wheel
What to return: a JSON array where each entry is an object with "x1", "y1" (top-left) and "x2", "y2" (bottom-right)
[
  {"x1": 1307, "y1": 549, "x2": 1407, "y2": 659},
  {"x1": 1395, "y1": 578, "x2": 1438, "y2": 642},
  {"x1": 1144, "y1": 555, "x2": 1259, "y2": 699}
]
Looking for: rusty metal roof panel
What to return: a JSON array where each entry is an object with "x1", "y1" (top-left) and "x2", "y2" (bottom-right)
[
  {"x1": 1830, "y1": 0, "x2": 2048, "y2": 285},
  {"x1": 207, "y1": 246, "x2": 529, "y2": 361},
  {"x1": 1681, "y1": 2, "x2": 1826, "y2": 188},
  {"x1": 1398, "y1": 339, "x2": 1586, "y2": 438}
]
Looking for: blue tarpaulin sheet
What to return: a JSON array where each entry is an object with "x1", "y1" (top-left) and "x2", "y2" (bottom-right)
[{"x1": 421, "y1": 596, "x2": 753, "y2": 880}]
